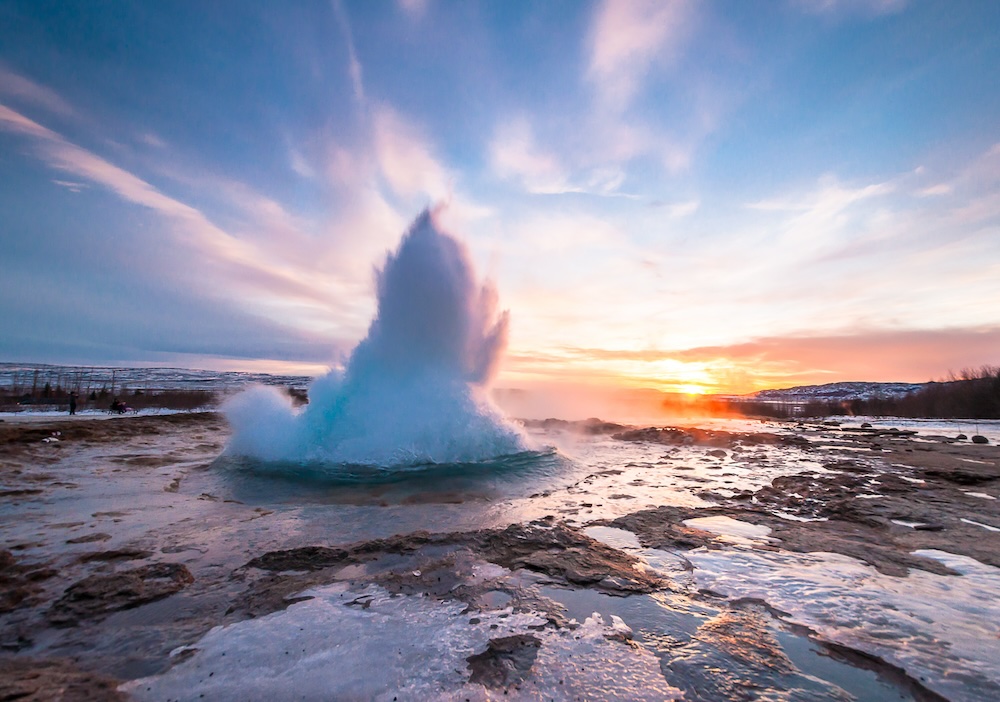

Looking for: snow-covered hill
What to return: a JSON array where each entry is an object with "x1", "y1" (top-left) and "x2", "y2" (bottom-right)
[{"x1": 750, "y1": 381, "x2": 926, "y2": 402}]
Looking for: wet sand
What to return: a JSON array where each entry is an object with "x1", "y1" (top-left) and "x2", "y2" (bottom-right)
[{"x1": 1, "y1": 412, "x2": 998, "y2": 700}]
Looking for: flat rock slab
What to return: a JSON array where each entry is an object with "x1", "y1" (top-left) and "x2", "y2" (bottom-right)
[
  {"x1": 0, "y1": 656, "x2": 126, "y2": 701},
  {"x1": 467, "y1": 634, "x2": 541, "y2": 688},
  {"x1": 0, "y1": 550, "x2": 56, "y2": 614},
  {"x1": 48, "y1": 563, "x2": 194, "y2": 627}
]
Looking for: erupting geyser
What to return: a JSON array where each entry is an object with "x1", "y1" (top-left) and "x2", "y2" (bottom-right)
[{"x1": 224, "y1": 207, "x2": 527, "y2": 467}]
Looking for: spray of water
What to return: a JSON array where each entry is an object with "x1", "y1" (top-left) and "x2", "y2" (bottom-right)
[{"x1": 224, "y1": 207, "x2": 527, "y2": 467}]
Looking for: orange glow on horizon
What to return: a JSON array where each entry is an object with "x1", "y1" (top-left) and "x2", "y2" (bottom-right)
[{"x1": 499, "y1": 327, "x2": 1000, "y2": 395}]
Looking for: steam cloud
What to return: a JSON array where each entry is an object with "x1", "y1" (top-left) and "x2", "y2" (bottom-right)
[{"x1": 224, "y1": 207, "x2": 526, "y2": 467}]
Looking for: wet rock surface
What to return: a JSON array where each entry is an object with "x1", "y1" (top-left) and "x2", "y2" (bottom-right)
[
  {"x1": 467, "y1": 522, "x2": 662, "y2": 594},
  {"x1": 599, "y1": 424, "x2": 1000, "y2": 577},
  {"x1": 232, "y1": 522, "x2": 661, "y2": 621},
  {"x1": 613, "y1": 425, "x2": 811, "y2": 449},
  {"x1": 664, "y1": 605, "x2": 835, "y2": 702},
  {"x1": 0, "y1": 550, "x2": 56, "y2": 615},
  {"x1": 520, "y1": 417, "x2": 630, "y2": 435},
  {"x1": 48, "y1": 563, "x2": 194, "y2": 627},
  {"x1": 608, "y1": 463, "x2": 998, "y2": 577},
  {"x1": 467, "y1": 633, "x2": 542, "y2": 688},
  {"x1": 0, "y1": 656, "x2": 127, "y2": 701}
]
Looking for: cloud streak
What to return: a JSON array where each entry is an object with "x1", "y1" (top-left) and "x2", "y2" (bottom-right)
[
  {"x1": 0, "y1": 64, "x2": 75, "y2": 117},
  {"x1": 332, "y1": 0, "x2": 366, "y2": 107},
  {"x1": 587, "y1": 0, "x2": 694, "y2": 111},
  {"x1": 0, "y1": 101, "x2": 329, "y2": 308},
  {"x1": 373, "y1": 106, "x2": 451, "y2": 200}
]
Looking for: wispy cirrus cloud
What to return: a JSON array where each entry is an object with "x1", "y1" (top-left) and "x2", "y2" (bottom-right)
[
  {"x1": 489, "y1": 118, "x2": 570, "y2": 194},
  {"x1": 673, "y1": 326, "x2": 1000, "y2": 385},
  {"x1": 663, "y1": 199, "x2": 700, "y2": 218},
  {"x1": 332, "y1": 0, "x2": 366, "y2": 107},
  {"x1": 587, "y1": 0, "x2": 694, "y2": 112},
  {"x1": 51, "y1": 179, "x2": 88, "y2": 193},
  {"x1": 373, "y1": 106, "x2": 451, "y2": 200},
  {"x1": 939, "y1": 143, "x2": 1000, "y2": 225},
  {"x1": 0, "y1": 101, "x2": 329, "y2": 307},
  {"x1": 793, "y1": 0, "x2": 908, "y2": 19},
  {"x1": 0, "y1": 63, "x2": 75, "y2": 117},
  {"x1": 746, "y1": 178, "x2": 893, "y2": 213},
  {"x1": 488, "y1": 117, "x2": 632, "y2": 197},
  {"x1": 397, "y1": 0, "x2": 429, "y2": 19},
  {"x1": 487, "y1": 0, "x2": 709, "y2": 197}
]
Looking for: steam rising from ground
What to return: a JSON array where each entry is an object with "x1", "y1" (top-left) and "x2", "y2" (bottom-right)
[{"x1": 225, "y1": 208, "x2": 526, "y2": 467}]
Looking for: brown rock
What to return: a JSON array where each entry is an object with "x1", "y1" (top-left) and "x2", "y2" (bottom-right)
[
  {"x1": 0, "y1": 657, "x2": 126, "y2": 701},
  {"x1": 467, "y1": 634, "x2": 541, "y2": 688},
  {"x1": 48, "y1": 563, "x2": 194, "y2": 627}
]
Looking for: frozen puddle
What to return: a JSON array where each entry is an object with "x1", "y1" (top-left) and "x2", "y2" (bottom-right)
[
  {"x1": 687, "y1": 547, "x2": 1000, "y2": 702},
  {"x1": 124, "y1": 583, "x2": 682, "y2": 701}
]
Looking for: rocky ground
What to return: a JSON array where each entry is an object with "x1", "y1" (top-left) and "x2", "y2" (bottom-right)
[
  {"x1": 1, "y1": 412, "x2": 997, "y2": 700},
  {"x1": 606, "y1": 422, "x2": 1000, "y2": 577}
]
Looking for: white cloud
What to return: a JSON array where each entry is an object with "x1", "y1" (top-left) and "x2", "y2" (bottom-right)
[
  {"x1": 0, "y1": 101, "x2": 329, "y2": 307},
  {"x1": 793, "y1": 0, "x2": 908, "y2": 18},
  {"x1": 907, "y1": 143, "x2": 1000, "y2": 223},
  {"x1": 489, "y1": 117, "x2": 640, "y2": 197},
  {"x1": 668, "y1": 199, "x2": 700, "y2": 218},
  {"x1": 51, "y1": 179, "x2": 87, "y2": 193},
  {"x1": 746, "y1": 177, "x2": 893, "y2": 213},
  {"x1": 140, "y1": 132, "x2": 167, "y2": 149},
  {"x1": 489, "y1": 118, "x2": 571, "y2": 194},
  {"x1": 332, "y1": 0, "x2": 366, "y2": 107},
  {"x1": 917, "y1": 183, "x2": 952, "y2": 197},
  {"x1": 288, "y1": 145, "x2": 316, "y2": 178},
  {"x1": 587, "y1": 0, "x2": 694, "y2": 111},
  {"x1": 0, "y1": 64, "x2": 75, "y2": 117},
  {"x1": 502, "y1": 211, "x2": 623, "y2": 255},
  {"x1": 373, "y1": 106, "x2": 450, "y2": 200},
  {"x1": 398, "y1": 0, "x2": 428, "y2": 19}
]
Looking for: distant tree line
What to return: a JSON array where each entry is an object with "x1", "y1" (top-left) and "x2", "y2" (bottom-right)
[{"x1": 0, "y1": 384, "x2": 219, "y2": 412}]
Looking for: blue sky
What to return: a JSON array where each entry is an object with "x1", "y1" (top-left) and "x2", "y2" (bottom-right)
[{"x1": 2, "y1": 0, "x2": 999, "y2": 392}]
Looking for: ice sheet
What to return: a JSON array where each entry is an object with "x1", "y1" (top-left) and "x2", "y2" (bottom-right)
[
  {"x1": 124, "y1": 584, "x2": 682, "y2": 701},
  {"x1": 686, "y1": 547, "x2": 1000, "y2": 702}
]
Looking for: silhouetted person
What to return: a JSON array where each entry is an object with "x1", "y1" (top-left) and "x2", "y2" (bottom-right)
[{"x1": 69, "y1": 392, "x2": 77, "y2": 415}]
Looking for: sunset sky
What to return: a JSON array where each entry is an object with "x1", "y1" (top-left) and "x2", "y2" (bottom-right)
[{"x1": 2, "y1": 0, "x2": 999, "y2": 394}]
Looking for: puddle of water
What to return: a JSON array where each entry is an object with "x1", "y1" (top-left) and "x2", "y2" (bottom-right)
[
  {"x1": 539, "y1": 585, "x2": 917, "y2": 702},
  {"x1": 683, "y1": 515, "x2": 772, "y2": 541},
  {"x1": 583, "y1": 525, "x2": 641, "y2": 550}
]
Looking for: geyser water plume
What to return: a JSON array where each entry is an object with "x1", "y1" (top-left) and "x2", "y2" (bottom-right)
[{"x1": 225, "y1": 207, "x2": 527, "y2": 467}]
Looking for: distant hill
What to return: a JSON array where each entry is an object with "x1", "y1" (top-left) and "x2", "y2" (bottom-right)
[
  {"x1": 0, "y1": 362, "x2": 314, "y2": 393},
  {"x1": 750, "y1": 381, "x2": 926, "y2": 402}
]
